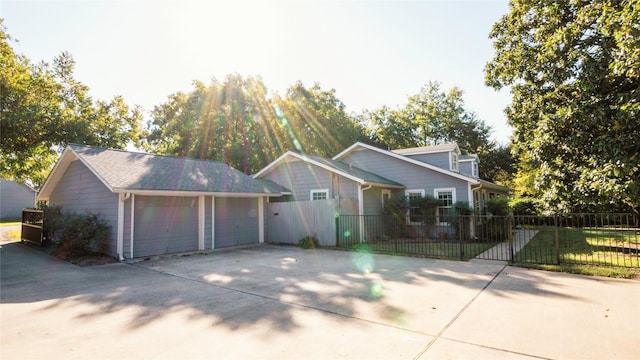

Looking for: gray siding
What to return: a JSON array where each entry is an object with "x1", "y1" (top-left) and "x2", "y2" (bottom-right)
[
  {"x1": 262, "y1": 159, "x2": 359, "y2": 201},
  {"x1": 363, "y1": 187, "x2": 388, "y2": 215},
  {"x1": 341, "y1": 150, "x2": 472, "y2": 207},
  {"x1": 405, "y1": 152, "x2": 451, "y2": 169},
  {"x1": 459, "y1": 160, "x2": 474, "y2": 177},
  {"x1": 49, "y1": 159, "x2": 119, "y2": 256},
  {"x1": 204, "y1": 196, "x2": 213, "y2": 250},
  {"x1": 215, "y1": 197, "x2": 259, "y2": 248},
  {"x1": 133, "y1": 196, "x2": 198, "y2": 257},
  {"x1": 0, "y1": 180, "x2": 36, "y2": 220}
]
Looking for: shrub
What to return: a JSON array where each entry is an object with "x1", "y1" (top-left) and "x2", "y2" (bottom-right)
[
  {"x1": 485, "y1": 197, "x2": 511, "y2": 216},
  {"x1": 298, "y1": 235, "x2": 319, "y2": 249},
  {"x1": 41, "y1": 205, "x2": 110, "y2": 259},
  {"x1": 510, "y1": 197, "x2": 541, "y2": 216}
]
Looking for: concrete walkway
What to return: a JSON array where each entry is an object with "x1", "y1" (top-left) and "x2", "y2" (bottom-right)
[
  {"x1": 475, "y1": 229, "x2": 539, "y2": 261},
  {"x1": 2, "y1": 239, "x2": 638, "y2": 359}
]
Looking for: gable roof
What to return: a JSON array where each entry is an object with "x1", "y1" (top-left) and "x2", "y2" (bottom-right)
[
  {"x1": 333, "y1": 142, "x2": 480, "y2": 184},
  {"x1": 391, "y1": 143, "x2": 460, "y2": 156},
  {"x1": 253, "y1": 151, "x2": 404, "y2": 188},
  {"x1": 38, "y1": 144, "x2": 280, "y2": 200}
]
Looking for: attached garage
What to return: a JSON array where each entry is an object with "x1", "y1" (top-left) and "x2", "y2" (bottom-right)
[{"x1": 38, "y1": 145, "x2": 281, "y2": 260}]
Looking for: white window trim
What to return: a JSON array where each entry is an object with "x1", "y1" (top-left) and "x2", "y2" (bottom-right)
[
  {"x1": 434, "y1": 188, "x2": 456, "y2": 225},
  {"x1": 310, "y1": 189, "x2": 329, "y2": 201},
  {"x1": 450, "y1": 152, "x2": 459, "y2": 172},
  {"x1": 405, "y1": 189, "x2": 425, "y2": 225},
  {"x1": 381, "y1": 189, "x2": 391, "y2": 208}
]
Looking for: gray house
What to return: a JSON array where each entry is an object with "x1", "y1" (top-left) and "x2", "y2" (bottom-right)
[
  {"x1": 256, "y1": 142, "x2": 509, "y2": 243},
  {"x1": 0, "y1": 179, "x2": 37, "y2": 220},
  {"x1": 38, "y1": 145, "x2": 280, "y2": 260}
]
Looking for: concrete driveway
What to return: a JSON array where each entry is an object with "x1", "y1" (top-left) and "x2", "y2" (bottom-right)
[{"x1": 1, "y1": 239, "x2": 638, "y2": 359}]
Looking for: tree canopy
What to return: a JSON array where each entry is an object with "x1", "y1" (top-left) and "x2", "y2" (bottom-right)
[
  {"x1": 1, "y1": 21, "x2": 143, "y2": 187},
  {"x1": 485, "y1": 0, "x2": 640, "y2": 213},
  {"x1": 145, "y1": 76, "x2": 366, "y2": 174}
]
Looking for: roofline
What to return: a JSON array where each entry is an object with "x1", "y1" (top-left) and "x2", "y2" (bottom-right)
[
  {"x1": 332, "y1": 142, "x2": 480, "y2": 184},
  {"x1": 255, "y1": 151, "x2": 370, "y2": 185},
  {"x1": 113, "y1": 190, "x2": 280, "y2": 198},
  {"x1": 391, "y1": 144, "x2": 460, "y2": 156}
]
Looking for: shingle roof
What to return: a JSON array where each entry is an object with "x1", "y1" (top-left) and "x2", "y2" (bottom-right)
[
  {"x1": 391, "y1": 143, "x2": 458, "y2": 155},
  {"x1": 303, "y1": 154, "x2": 404, "y2": 187},
  {"x1": 69, "y1": 144, "x2": 277, "y2": 194}
]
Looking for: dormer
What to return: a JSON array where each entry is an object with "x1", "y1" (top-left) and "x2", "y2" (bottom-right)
[
  {"x1": 459, "y1": 154, "x2": 479, "y2": 178},
  {"x1": 391, "y1": 143, "x2": 462, "y2": 172}
]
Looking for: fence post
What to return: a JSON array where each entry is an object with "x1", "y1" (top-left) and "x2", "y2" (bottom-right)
[
  {"x1": 554, "y1": 214, "x2": 560, "y2": 265},
  {"x1": 459, "y1": 215, "x2": 464, "y2": 260},
  {"x1": 335, "y1": 215, "x2": 339, "y2": 247},
  {"x1": 507, "y1": 216, "x2": 514, "y2": 263}
]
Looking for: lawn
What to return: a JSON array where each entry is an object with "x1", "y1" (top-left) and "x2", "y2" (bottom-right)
[
  {"x1": 515, "y1": 226, "x2": 640, "y2": 268},
  {"x1": 0, "y1": 221, "x2": 22, "y2": 242},
  {"x1": 341, "y1": 239, "x2": 498, "y2": 260}
]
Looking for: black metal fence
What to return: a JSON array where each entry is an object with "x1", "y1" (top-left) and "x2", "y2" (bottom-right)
[{"x1": 335, "y1": 213, "x2": 640, "y2": 268}]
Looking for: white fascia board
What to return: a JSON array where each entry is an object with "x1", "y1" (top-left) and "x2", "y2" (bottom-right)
[
  {"x1": 332, "y1": 142, "x2": 479, "y2": 184},
  {"x1": 114, "y1": 189, "x2": 280, "y2": 198},
  {"x1": 37, "y1": 146, "x2": 80, "y2": 200},
  {"x1": 252, "y1": 151, "x2": 294, "y2": 178},
  {"x1": 256, "y1": 151, "x2": 368, "y2": 185}
]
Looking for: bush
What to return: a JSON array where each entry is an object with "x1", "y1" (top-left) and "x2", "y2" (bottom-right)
[
  {"x1": 477, "y1": 217, "x2": 509, "y2": 242},
  {"x1": 298, "y1": 235, "x2": 319, "y2": 249},
  {"x1": 485, "y1": 197, "x2": 511, "y2": 216},
  {"x1": 41, "y1": 205, "x2": 110, "y2": 259},
  {"x1": 510, "y1": 197, "x2": 541, "y2": 216}
]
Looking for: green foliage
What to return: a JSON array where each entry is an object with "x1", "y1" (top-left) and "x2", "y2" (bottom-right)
[
  {"x1": 360, "y1": 81, "x2": 493, "y2": 153},
  {"x1": 0, "y1": 21, "x2": 143, "y2": 187},
  {"x1": 485, "y1": 0, "x2": 640, "y2": 214},
  {"x1": 477, "y1": 218, "x2": 509, "y2": 242},
  {"x1": 145, "y1": 76, "x2": 366, "y2": 174},
  {"x1": 510, "y1": 197, "x2": 541, "y2": 216},
  {"x1": 453, "y1": 201, "x2": 473, "y2": 216},
  {"x1": 485, "y1": 197, "x2": 510, "y2": 216},
  {"x1": 42, "y1": 205, "x2": 110, "y2": 259},
  {"x1": 298, "y1": 235, "x2": 319, "y2": 249}
]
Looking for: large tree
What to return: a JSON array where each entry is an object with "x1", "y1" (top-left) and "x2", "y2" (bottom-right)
[
  {"x1": 362, "y1": 81, "x2": 493, "y2": 154},
  {"x1": 485, "y1": 0, "x2": 640, "y2": 213},
  {"x1": 146, "y1": 77, "x2": 364, "y2": 174},
  {"x1": 1, "y1": 22, "x2": 142, "y2": 187}
]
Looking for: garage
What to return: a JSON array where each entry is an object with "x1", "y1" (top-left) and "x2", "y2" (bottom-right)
[{"x1": 215, "y1": 197, "x2": 259, "y2": 248}]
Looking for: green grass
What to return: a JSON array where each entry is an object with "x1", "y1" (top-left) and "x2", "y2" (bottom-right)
[
  {"x1": 0, "y1": 221, "x2": 21, "y2": 227},
  {"x1": 515, "y1": 227, "x2": 640, "y2": 268},
  {"x1": 342, "y1": 240, "x2": 498, "y2": 260},
  {"x1": 514, "y1": 262, "x2": 639, "y2": 279},
  {"x1": 5, "y1": 229, "x2": 21, "y2": 242}
]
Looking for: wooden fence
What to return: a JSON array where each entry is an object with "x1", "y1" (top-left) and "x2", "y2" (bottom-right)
[{"x1": 266, "y1": 199, "x2": 358, "y2": 246}]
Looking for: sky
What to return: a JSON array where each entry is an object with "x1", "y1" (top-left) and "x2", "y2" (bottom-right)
[{"x1": 2, "y1": 0, "x2": 513, "y2": 144}]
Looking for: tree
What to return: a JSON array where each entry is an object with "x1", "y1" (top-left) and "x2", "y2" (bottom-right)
[
  {"x1": 485, "y1": 1, "x2": 640, "y2": 214},
  {"x1": 362, "y1": 81, "x2": 493, "y2": 154},
  {"x1": 478, "y1": 143, "x2": 516, "y2": 185},
  {"x1": 1, "y1": 22, "x2": 142, "y2": 187},
  {"x1": 145, "y1": 75, "x2": 279, "y2": 174},
  {"x1": 274, "y1": 82, "x2": 365, "y2": 158}
]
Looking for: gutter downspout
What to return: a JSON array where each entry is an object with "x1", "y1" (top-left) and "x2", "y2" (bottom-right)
[
  {"x1": 117, "y1": 193, "x2": 131, "y2": 261},
  {"x1": 358, "y1": 184, "x2": 373, "y2": 243},
  {"x1": 470, "y1": 184, "x2": 482, "y2": 239}
]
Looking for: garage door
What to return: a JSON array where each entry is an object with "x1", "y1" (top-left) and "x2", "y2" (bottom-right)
[
  {"x1": 215, "y1": 197, "x2": 259, "y2": 248},
  {"x1": 134, "y1": 196, "x2": 198, "y2": 257}
]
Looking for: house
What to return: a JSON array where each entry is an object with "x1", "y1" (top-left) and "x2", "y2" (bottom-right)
[
  {"x1": 255, "y1": 142, "x2": 509, "y2": 243},
  {"x1": 37, "y1": 144, "x2": 281, "y2": 260},
  {"x1": 0, "y1": 179, "x2": 37, "y2": 220}
]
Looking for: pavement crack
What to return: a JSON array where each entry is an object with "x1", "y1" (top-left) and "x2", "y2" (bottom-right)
[{"x1": 412, "y1": 263, "x2": 508, "y2": 360}]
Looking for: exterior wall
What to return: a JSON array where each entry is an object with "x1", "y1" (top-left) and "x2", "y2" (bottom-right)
[
  {"x1": 204, "y1": 196, "x2": 213, "y2": 250},
  {"x1": 404, "y1": 152, "x2": 451, "y2": 169},
  {"x1": 48, "y1": 159, "x2": 119, "y2": 256},
  {"x1": 459, "y1": 160, "x2": 473, "y2": 177},
  {"x1": 215, "y1": 197, "x2": 259, "y2": 248},
  {"x1": 262, "y1": 159, "x2": 359, "y2": 201},
  {"x1": 0, "y1": 180, "x2": 36, "y2": 220},
  {"x1": 341, "y1": 149, "x2": 472, "y2": 208},
  {"x1": 362, "y1": 186, "x2": 389, "y2": 216}
]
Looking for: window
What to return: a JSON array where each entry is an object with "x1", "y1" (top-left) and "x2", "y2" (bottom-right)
[
  {"x1": 434, "y1": 188, "x2": 456, "y2": 224},
  {"x1": 405, "y1": 189, "x2": 425, "y2": 223},
  {"x1": 472, "y1": 161, "x2": 478, "y2": 177},
  {"x1": 450, "y1": 152, "x2": 459, "y2": 172},
  {"x1": 310, "y1": 189, "x2": 328, "y2": 201}
]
